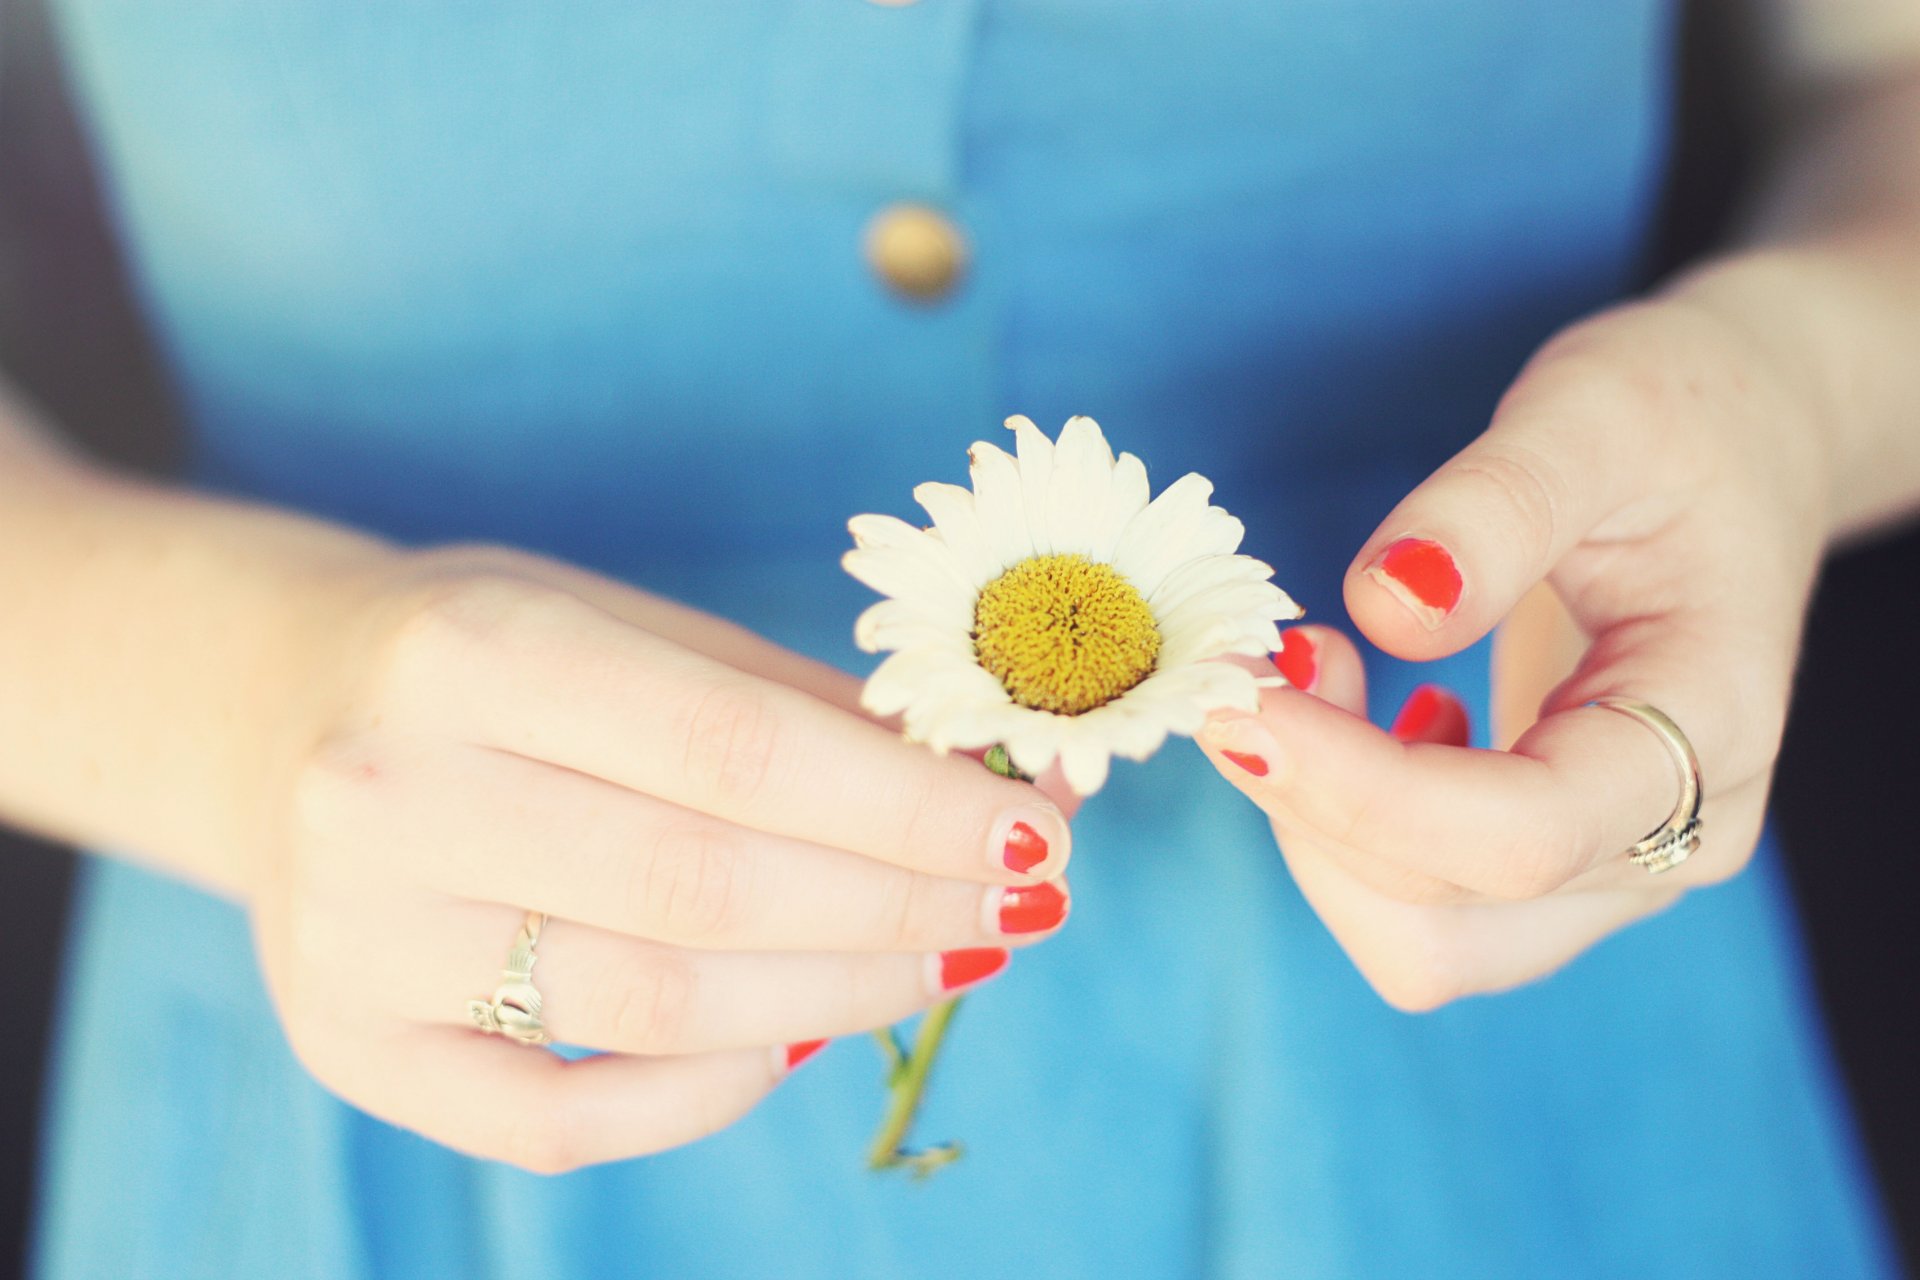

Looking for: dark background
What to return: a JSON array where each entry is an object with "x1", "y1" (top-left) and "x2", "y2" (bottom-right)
[{"x1": 2, "y1": 2, "x2": 1917, "y2": 1276}]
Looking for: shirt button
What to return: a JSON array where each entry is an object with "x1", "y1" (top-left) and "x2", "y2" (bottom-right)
[{"x1": 865, "y1": 204, "x2": 968, "y2": 303}]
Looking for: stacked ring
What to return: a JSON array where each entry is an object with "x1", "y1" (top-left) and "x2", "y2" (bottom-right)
[{"x1": 1586, "y1": 696, "x2": 1704, "y2": 875}]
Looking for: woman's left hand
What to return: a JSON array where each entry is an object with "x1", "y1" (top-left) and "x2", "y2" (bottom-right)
[{"x1": 1197, "y1": 288, "x2": 1834, "y2": 1010}]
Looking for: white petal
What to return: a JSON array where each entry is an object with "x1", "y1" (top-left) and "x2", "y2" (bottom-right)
[
  {"x1": 841, "y1": 545, "x2": 974, "y2": 632},
  {"x1": 1111, "y1": 474, "x2": 1243, "y2": 598},
  {"x1": 1007, "y1": 415, "x2": 1057, "y2": 557},
  {"x1": 1147, "y1": 660, "x2": 1262, "y2": 717},
  {"x1": 909, "y1": 673, "x2": 1019, "y2": 751},
  {"x1": 1159, "y1": 579, "x2": 1301, "y2": 638},
  {"x1": 847, "y1": 513, "x2": 980, "y2": 599},
  {"x1": 863, "y1": 647, "x2": 981, "y2": 717},
  {"x1": 1046, "y1": 417, "x2": 1116, "y2": 557},
  {"x1": 1092, "y1": 451, "x2": 1153, "y2": 557},
  {"x1": 1120, "y1": 511, "x2": 1245, "y2": 601},
  {"x1": 920, "y1": 700, "x2": 1022, "y2": 753},
  {"x1": 1159, "y1": 612, "x2": 1281, "y2": 667},
  {"x1": 1057, "y1": 728, "x2": 1112, "y2": 795},
  {"x1": 1002, "y1": 709, "x2": 1070, "y2": 780},
  {"x1": 1073, "y1": 696, "x2": 1172, "y2": 759},
  {"x1": 967, "y1": 440, "x2": 1035, "y2": 569},
  {"x1": 1148, "y1": 553, "x2": 1274, "y2": 614},
  {"x1": 913, "y1": 481, "x2": 1001, "y2": 588},
  {"x1": 852, "y1": 599, "x2": 973, "y2": 655}
]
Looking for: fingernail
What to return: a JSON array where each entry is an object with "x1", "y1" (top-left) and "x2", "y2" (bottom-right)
[
  {"x1": 1391, "y1": 684, "x2": 1471, "y2": 747},
  {"x1": 781, "y1": 1039, "x2": 828, "y2": 1074},
  {"x1": 1365, "y1": 537, "x2": 1462, "y2": 629},
  {"x1": 935, "y1": 947, "x2": 1009, "y2": 993},
  {"x1": 1000, "y1": 816, "x2": 1051, "y2": 875},
  {"x1": 1272, "y1": 628, "x2": 1318, "y2": 691},
  {"x1": 991, "y1": 880, "x2": 1069, "y2": 935},
  {"x1": 1203, "y1": 717, "x2": 1281, "y2": 780}
]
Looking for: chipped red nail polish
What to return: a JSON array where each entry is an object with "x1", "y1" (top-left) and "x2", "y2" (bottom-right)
[
  {"x1": 998, "y1": 881, "x2": 1068, "y2": 935},
  {"x1": 784, "y1": 1039, "x2": 828, "y2": 1072},
  {"x1": 1368, "y1": 538, "x2": 1463, "y2": 628},
  {"x1": 1221, "y1": 749, "x2": 1270, "y2": 777},
  {"x1": 1391, "y1": 685, "x2": 1471, "y2": 747},
  {"x1": 940, "y1": 948, "x2": 1010, "y2": 991},
  {"x1": 1273, "y1": 628, "x2": 1318, "y2": 691},
  {"x1": 1003, "y1": 820, "x2": 1048, "y2": 874}
]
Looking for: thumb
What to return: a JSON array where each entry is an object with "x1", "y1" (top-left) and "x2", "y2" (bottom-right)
[{"x1": 1343, "y1": 327, "x2": 1653, "y2": 661}]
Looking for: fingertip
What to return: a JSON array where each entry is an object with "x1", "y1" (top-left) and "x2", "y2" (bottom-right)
[
  {"x1": 1272, "y1": 627, "x2": 1319, "y2": 691},
  {"x1": 775, "y1": 1039, "x2": 829, "y2": 1079},
  {"x1": 1345, "y1": 537, "x2": 1472, "y2": 660},
  {"x1": 1389, "y1": 685, "x2": 1472, "y2": 747},
  {"x1": 993, "y1": 805, "x2": 1071, "y2": 881},
  {"x1": 1273, "y1": 625, "x2": 1368, "y2": 717},
  {"x1": 1199, "y1": 713, "x2": 1284, "y2": 786}
]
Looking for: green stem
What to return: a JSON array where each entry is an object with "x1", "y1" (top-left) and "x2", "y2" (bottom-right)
[
  {"x1": 870, "y1": 1026, "x2": 908, "y2": 1081},
  {"x1": 864, "y1": 742, "x2": 1028, "y2": 1178},
  {"x1": 865, "y1": 996, "x2": 967, "y2": 1177}
]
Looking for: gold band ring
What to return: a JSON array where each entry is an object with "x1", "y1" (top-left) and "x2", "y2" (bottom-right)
[{"x1": 1586, "y1": 697, "x2": 1704, "y2": 875}]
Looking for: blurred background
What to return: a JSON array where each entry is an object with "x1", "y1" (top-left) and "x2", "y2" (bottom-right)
[{"x1": 2, "y1": 1, "x2": 1917, "y2": 1276}]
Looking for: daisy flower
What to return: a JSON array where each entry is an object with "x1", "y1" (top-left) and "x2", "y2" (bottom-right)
[{"x1": 844, "y1": 415, "x2": 1302, "y2": 795}]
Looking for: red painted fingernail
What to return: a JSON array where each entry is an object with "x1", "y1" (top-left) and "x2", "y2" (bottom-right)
[
  {"x1": 1272, "y1": 628, "x2": 1318, "y2": 691},
  {"x1": 783, "y1": 1039, "x2": 828, "y2": 1072},
  {"x1": 939, "y1": 947, "x2": 1009, "y2": 991},
  {"x1": 1390, "y1": 685, "x2": 1471, "y2": 747},
  {"x1": 1367, "y1": 538, "x2": 1462, "y2": 629},
  {"x1": 997, "y1": 881, "x2": 1068, "y2": 934},
  {"x1": 1221, "y1": 749, "x2": 1270, "y2": 777},
  {"x1": 1003, "y1": 820, "x2": 1048, "y2": 874}
]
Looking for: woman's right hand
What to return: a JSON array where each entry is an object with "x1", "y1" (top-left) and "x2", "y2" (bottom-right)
[{"x1": 250, "y1": 546, "x2": 1073, "y2": 1173}]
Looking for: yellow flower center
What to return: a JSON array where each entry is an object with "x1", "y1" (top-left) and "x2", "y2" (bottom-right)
[{"x1": 973, "y1": 553, "x2": 1161, "y2": 715}]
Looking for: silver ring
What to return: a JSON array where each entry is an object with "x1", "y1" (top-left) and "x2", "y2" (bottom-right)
[
  {"x1": 468, "y1": 911, "x2": 551, "y2": 1046},
  {"x1": 1585, "y1": 697, "x2": 1704, "y2": 875}
]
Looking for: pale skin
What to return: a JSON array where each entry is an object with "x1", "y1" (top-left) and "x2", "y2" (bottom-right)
[{"x1": 2, "y1": 1, "x2": 1918, "y2": 1173}]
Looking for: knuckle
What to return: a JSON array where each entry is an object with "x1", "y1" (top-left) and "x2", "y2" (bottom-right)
[
  {"x1": 594, "y1": 950, "x2": 698, "y2": 1052},
  {"x1": 1527, "y1": 318, "x2": 1669, "y2": 425},
  {"x1": 291, "y1": 732, "x2": 388, "y2": 835},
  {"x1": 1369, "y1": 961, "x2": 1469, "y2": 1015},
  {"x1": 873, "y1": 872, "x2": 935, "y2": 951},
  {"x1": 883, "y1": 771, "x2": 950, "y2": 863},
  {"x1": 1450, "y1": 445, "x2": 1570, "y2": 561},
  {"x1": 1359, "y1": 933, "x2": 1473, "y2": 1014},
  {"x1": 675, "y1": 679, "x2": 783, "y2": 809},
  {"x1": 383, "y1": 571, "x2": 580, "y2": 687},
  {"x1": 1475, "y1": 843, "x2": 1576, "y2": 902},
  {"x1": 1311, "y1": 778, "x2": 1389, "y2": 855},
  {"x1": 638, "y1": 822, "x2": 750, "y2": 943},
  {"x1": 503, "y1": 1101, "x2": 583, "y2": 1175}
]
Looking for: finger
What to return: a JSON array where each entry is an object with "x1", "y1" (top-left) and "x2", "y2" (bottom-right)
[
  {"x1": 1212, "y1": 635, "x2": 1491, "y2": 906},
  {"x1": 326, "y1": 744, "x2": 1070, "y2": 952},
  {"x1": 311, "y1": 1024, "x2": 780, "y2": 1174},
  {"x1": 1197, "y1": 658, "x2": 1689, "y2": 901},
  {"x1": 419, "y1": 547, "x2": 872, "y2": 717},
  {"x1": 1278, "y1": 830, "x2": 1680, "y2": 1011},
  {"x1": 400, "y1": 582, "x2": 1072, "y2": 883},
  {"x1": 1275, "y1": 624, "x2": 1364, "y2": 710},
  {"x1": 402, "y1": 908, "x2": 1016, "y2": 1056},
  {"x1": 1344, "y1": 323, "x2": 1662, "y2": 660}
]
